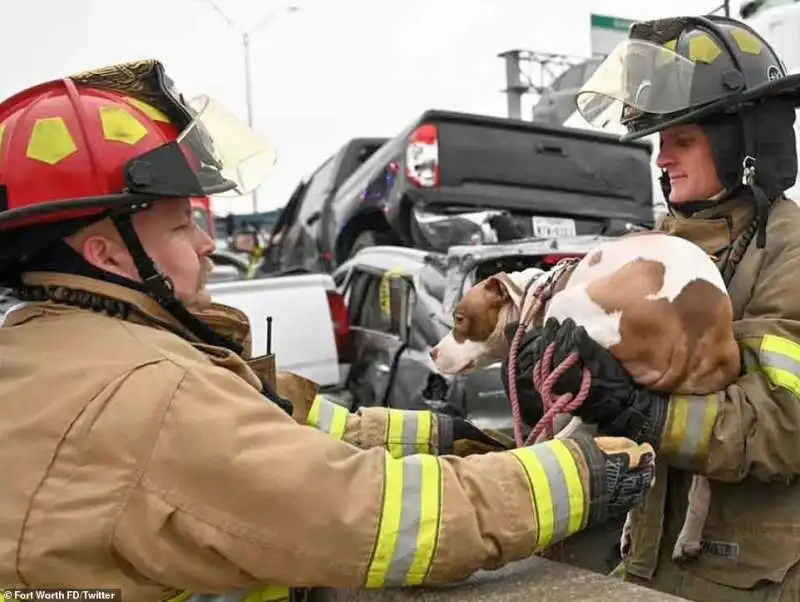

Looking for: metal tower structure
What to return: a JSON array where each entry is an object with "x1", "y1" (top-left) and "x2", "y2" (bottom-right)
[{"x1": 498, "y1": 49, "x2": 589, "y2": 121}]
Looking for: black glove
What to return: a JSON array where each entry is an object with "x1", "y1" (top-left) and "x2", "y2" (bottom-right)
[
  {"x1": 439, "y1": 415, "x2": 516, "y2": 456},
  {"x1": 501, "y1": 317, "x2": 668, "y2": 444}
]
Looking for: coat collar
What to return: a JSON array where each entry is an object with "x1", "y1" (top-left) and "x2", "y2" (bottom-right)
[
  {"x1": 10, "y1": 271, "x2": 255, "y2": 357},
  {"x1": 658, "y1": 197, "x2": 755, "y2": 257}
]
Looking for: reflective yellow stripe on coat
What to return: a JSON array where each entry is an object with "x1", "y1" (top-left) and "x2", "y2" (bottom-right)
[
  {"x1": 756, "y1": 334, "x2": 800, "y2": 398},
  {"x1": 365, "y1": 451, "x2": 443, "y2": 587},
  {"x1": 168, "y1": 585, "x2": 290, "y2": 602},
  {"x1": 307, "y1": 395, "x2": 349, "y2": 440},
  {"x1": 661, "y1": 333, "x2": 800, "y2": 471},
  {"x1": 510, "y1": 440, "x2": 587, "y2": 552},
  {"x1": 659, "y1": 393, "x2": 721, "y2": 470},
  {"x1": 385, "y1": 408, "x2": 436, "y2": 457}
]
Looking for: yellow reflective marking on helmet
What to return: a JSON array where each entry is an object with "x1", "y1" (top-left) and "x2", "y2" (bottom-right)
[
  {"x1": 655, "y1": 40, "x2": 679, "y2": 67},
  {"x1": 99, "y1": 107, "x2": 148, "y2": 145},
  {"x1": 730, "y1": 28, "x2": 763, "y2": 55},
  {"x1": 125, "y1": 96, "x2": 171, "y2": 123},
  {"x1": 688, "y1": 34, "x2": 722, "y2": 64},
  {"x1": 0, "y1": 123, "x2": 5, "y2": 160},
  {"x1": 26, "y1": 117, "x2": 77, "y2": 165}
]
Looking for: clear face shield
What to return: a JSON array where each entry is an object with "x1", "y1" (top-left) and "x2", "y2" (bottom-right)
[
  {"x1": 127, "y1": 94, "x2": 278, "y2": 199},
  {"x1": 575, "y1": 40, "x2": 724, "y2": 132}
]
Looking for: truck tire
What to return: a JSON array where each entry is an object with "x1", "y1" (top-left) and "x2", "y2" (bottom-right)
[{"x1": 348, "y1": 229, "x2": 394, "y2": 258}]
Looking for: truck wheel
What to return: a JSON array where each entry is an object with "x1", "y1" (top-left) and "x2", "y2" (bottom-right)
[{"x1": 348, "y1": 230, "x2": 392, "y2": 258}]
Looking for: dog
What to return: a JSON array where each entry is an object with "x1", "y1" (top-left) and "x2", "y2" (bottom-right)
[{"x1": 430, "y1": 231, "x2": 741, "y2": 562}]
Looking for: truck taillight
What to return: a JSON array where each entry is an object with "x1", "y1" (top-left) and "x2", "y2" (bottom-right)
[
  {"x1": 406, "y1": 124, "x2": 440, "y2": 188},
  {"x1": 327, "y1": 291, "x2": 353, "y2": 363}
]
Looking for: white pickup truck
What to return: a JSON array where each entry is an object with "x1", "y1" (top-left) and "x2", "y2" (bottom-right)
[{"x1": 209, "y1": 272, "x2": 345, "y2": 390}]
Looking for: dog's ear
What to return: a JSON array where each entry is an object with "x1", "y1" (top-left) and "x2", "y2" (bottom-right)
[{"x1": 484, "y1": 276, "x2": 511, "y2": 306}]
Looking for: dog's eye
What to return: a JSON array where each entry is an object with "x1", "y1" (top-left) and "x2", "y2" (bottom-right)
[{"x1": 454, "y1": 315, "x2": 464, "y2": 325}]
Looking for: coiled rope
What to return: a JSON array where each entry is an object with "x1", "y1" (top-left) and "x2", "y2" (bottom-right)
[{"x1": 506, "y1": 259, "x2": 591, "y2": 447}]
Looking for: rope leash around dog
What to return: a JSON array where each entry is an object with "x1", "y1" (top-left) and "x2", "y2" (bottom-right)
[
  {"x1": 506, "y1": 259, "x2": 592, "y2": 447},
  {"x1": 529, "y1": 343, "x2": 591, "y2": 442}
]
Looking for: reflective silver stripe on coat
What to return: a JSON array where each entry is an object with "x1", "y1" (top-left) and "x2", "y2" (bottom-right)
[
  {"x1": 306, "y1": 395, "x2": 348, "y2": 439},
  {"x1": 386, "y1": 408, "x2": 435, "y2": 457},
  {"x1": 365, "y1": 452, "x2": 443, "y2": 587}
]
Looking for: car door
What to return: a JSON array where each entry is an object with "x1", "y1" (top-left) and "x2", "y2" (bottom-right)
[
  {"x1": 263, "y1": 180, "x2": 306, "y2": 272},
  {"x1": 343, "y1": 267, "x2": 410, "y2": 408},
  {"x1": 269, "y1": 155, "x2": 338, "y2": 273},
  {"x1": 382, "y1": 278, "x2": 452, "y2": 413}
]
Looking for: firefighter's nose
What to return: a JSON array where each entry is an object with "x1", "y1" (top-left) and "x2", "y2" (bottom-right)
[{"x1": 430, "y1": 347, "x2": 439, "y2": 361}]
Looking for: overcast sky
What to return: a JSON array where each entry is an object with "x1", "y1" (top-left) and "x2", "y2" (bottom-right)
[{"x1": 0, "y1": 0, "x2": 744, "y2": 214}]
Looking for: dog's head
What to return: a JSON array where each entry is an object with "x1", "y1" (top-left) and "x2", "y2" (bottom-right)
[{"x1": 431, "y1": 268, "x2": 545, "y2": 374}]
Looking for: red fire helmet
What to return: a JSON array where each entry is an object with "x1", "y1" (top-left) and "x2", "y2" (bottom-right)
[{"x1": 0, "y1": 60, "x2": 276, "y2": 235}]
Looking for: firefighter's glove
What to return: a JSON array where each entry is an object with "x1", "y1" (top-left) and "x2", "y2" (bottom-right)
[
  {"x1": 575, "y1": 435, "x2": 656, "y2": 528},
  {"x1": 501, "y1": 317, "x2": 668, "y2": 443},
  {"x1": 444, "y1": 416, "x2": 516, "y2": 456}
]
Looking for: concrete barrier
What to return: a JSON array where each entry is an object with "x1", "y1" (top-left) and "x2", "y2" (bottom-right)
[{"x1": 308, "y1": 555, "x2": 690, "y2": 602}]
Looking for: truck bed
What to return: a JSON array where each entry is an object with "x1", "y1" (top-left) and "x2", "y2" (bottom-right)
[{"x1": 415, "y1": 109, "x2": 655, "y2": 229}]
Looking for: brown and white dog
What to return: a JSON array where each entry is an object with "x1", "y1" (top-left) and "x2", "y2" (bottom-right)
[{"x1": 431, "y1": 231, "x2": 741, "y2": 562}]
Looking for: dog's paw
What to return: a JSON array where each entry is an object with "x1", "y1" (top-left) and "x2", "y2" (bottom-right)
[{"x1": 671, "y1": 537, "x2": 703, "y2": 563}]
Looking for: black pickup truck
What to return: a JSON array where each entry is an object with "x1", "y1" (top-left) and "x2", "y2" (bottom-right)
[{"x1": 265, "y1": 109, "x2": 655, "y2": 274}]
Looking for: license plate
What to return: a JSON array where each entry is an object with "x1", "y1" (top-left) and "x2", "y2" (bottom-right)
[{"x1": 532, "y1": 216, "x2": 577, "y2": 238}]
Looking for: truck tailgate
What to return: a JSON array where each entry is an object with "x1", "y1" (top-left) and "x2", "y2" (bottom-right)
[
  {"x1": 425, "y1": 111, "x2": 654, "y2": 226},
  {"x1": 209, "y1": 274, "x2": 340, "y2": 387}
]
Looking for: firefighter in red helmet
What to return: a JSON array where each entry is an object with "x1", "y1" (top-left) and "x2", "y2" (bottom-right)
[{"x1": 0, "y1": 60, "x2": 657, "y2": 601}]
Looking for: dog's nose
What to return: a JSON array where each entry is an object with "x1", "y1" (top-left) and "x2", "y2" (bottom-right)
[{"x1": 429, "y1": 347, "x2": 439, "y2": 361}]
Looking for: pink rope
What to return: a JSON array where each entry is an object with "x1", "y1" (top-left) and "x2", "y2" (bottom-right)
[
  {"x1": 527, "y1": 343, "x2": 591, "y2": 444},
  {"x1": 506, "y1": 285, "x2": 592, "y2": 447}
]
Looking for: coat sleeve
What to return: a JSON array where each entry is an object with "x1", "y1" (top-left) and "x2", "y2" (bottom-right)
[
  {"x1": 305, "y1": 394, "x2": 444, "y2": 457},
  {"x1": 656, "y1": 220, "x2": 800, "y2": 482},
  {"x1": 275, "y1": 371, "x2": 512, "y2": 458},
  {"x1": 111, "y1": 362, "x2": 600, "y2": 592}
]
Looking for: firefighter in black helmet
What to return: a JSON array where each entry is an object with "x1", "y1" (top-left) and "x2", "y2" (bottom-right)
[{"x1": 502, "y1": 14, "x2": 800, "y2": 601}]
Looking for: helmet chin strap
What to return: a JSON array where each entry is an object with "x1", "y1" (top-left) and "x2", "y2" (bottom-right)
[
  {"x1": 738, "y1": 107, "x2": 769, "y2": 249},
  {"x1": 111, "y1": 212, "x2": 243, "y2": 354},
  {"x1": 659, "y1": 169, "x2": 672, "y2": 205}
]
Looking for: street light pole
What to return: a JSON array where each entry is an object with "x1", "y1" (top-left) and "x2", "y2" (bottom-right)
[
  {"x1": 191, "y1": 1, "x2": 300, "y2": 212},
  {"x1": 243, "y1": 32, "x2": 255, "y2": 129}
]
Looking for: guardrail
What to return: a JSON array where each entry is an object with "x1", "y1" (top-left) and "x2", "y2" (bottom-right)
[{"x1": 307, "y1": 555, "x2": 689, "y2": 601}]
